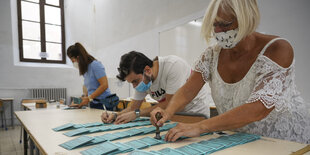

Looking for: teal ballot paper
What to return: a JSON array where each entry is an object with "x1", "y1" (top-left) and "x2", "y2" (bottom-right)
[
  {"x1": 59, "y1": 135, "x2": 94, "y2": 150},
  {"x1": 73, "y1": 97, "x2": 82, "y2": 104},
  {"x1": 80, "y1": 141, "x2": 120, "y2": 155},
  {"x1": 52, "y1": 123, "x2": 75, "y2": 131},
  {"x1": 157, "y1": 148, "x2": 185, "y2": 155}
]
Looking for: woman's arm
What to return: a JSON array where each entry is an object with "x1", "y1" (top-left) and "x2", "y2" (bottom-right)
[
  {"x1": 82, "y1": 85, "x2": 88, "y2": 97},
  {"x1": 150, "y1": 71, "x2": 205, "y2": 126},
  {"x1": 79, "y1": 76, "x2": 108, "y2": 108},
  {"x1": 88, "y1": 76, "x2": 109, "y2": 99},
  {"x1": 165, "y1": 100, "x2": 274, "y2": 141}
]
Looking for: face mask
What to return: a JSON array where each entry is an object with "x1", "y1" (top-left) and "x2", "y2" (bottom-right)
[
  {"x1": 73, "y1": 62, "x2": 79, "y2": 69},
  {"x1": 135, "y1": 73, "x2": 152, "y2": 92},
  {"x1": 215, "y1": 28, "x2": 239, "y2": 49}
]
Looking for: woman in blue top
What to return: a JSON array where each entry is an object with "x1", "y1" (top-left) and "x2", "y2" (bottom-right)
[{"x1": 67, "y1": 42, "x2": 112, "y2": 109}]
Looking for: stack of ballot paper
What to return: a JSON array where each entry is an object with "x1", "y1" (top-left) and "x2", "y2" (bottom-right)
[
  {"x1": 61, "y1": 121, "x2": 152, "y2": 137},
  {"x1": 132, "y1": 132, "x2": 261, "y2": 155},
  {"x1": 60, "y1": 123, "x2": 178, "y2": 150},
  {"x1": 81, "y1": 141, "x2": 134, "y2": 155},
  {"x1": 53, "y1": 117, "x2": 151, "y2": 132}
]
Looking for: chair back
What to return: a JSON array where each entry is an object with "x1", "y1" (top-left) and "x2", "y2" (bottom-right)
[{"x1": 0, "y1": 99, "x2": 3, "y2": 112}]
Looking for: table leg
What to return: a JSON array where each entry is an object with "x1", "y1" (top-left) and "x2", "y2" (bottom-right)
[
  {"x1": 30, "y1": 139, "x2": 34, "y2": 155},
  {"x1": 35, "y1": 147, "x2": 40, "y2": 155},
  {"x1": 11, "y1": 100, "x2": 14, "y2": 128},
  {"x1": 24, "y1": 128, "x2": 28, "y2": 155}
]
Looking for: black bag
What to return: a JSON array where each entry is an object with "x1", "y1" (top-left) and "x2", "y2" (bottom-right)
[{"x1": 100, "y1": 94, "x2": 119, "y2": 110}]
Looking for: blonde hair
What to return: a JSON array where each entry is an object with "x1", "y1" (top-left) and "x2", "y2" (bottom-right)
[{"x1": 201, "y1": 0, "x2": 260, "y2": 44}]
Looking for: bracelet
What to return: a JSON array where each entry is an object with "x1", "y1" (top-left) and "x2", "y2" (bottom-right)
[
  {"x1": 135, "y1": 109, "x2": 140, "y2": 118},
  {"x1": 88, "y1": 96, "x2": 93, "y2": 102}
]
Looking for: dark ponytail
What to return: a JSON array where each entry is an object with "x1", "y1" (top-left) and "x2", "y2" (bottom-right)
[{"x1": 67, "y1": 42, "x2": 95, "y2": 75}]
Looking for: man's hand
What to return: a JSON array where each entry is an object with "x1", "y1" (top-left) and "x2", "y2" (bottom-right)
[
  {"x1": 114, "y1": 111, "x2": 136, "y2": 124},
  {"x1": 101, "y1": 112, "x2": 116, "y2": 123}
]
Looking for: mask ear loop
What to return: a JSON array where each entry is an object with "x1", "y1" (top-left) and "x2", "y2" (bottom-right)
[{"x1": 141, "y1": 72, "x2": 145, "y2": 84}]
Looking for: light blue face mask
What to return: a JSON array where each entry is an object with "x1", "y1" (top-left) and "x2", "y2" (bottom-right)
[{"x1": 135, "y1": 73, "x2": 152, "y2": 92}]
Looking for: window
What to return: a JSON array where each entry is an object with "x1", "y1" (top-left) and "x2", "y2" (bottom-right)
[{"x1": 17, "y1": 0, "x2": 66, "y2": 64}]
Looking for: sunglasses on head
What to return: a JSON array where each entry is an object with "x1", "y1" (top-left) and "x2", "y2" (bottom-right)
[{"x1": 213, "y1": 19, "x2": 235, "y2": 28}]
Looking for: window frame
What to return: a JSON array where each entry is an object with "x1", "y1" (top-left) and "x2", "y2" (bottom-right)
[{"x1": 17, "y1": 0, "x2": 66, "y2": 64}]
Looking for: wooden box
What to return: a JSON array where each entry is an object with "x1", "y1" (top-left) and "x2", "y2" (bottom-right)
[{"x1": 35, "y1": 100, "x2": 47, "y2": 108}]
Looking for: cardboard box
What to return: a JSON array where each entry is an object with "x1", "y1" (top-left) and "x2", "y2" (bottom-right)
[{"x1": 35, "y1": 100, "x2": 47, "y2": 108}]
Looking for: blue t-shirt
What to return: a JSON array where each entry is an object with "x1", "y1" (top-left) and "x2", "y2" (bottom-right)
[{"x1": 83, "y1": 60, "x2": 111, "y2": 103}]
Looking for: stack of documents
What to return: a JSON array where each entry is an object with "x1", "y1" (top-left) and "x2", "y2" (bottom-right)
[
  {"x1": 145, "y1": 133, "x2": 261, "y2": 155},
  {"x1": 60, "y1": 135, "x2": 94, "y2": 150},
  {"x1": 60, "y1": 123, "x2": 178, "y2": 150}
]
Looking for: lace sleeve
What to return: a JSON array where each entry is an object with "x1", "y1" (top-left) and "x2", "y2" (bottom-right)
[
  {"x1": 246, "y1": 57, "x2": 295, "y2": 112},
  {"x1": 193, "y1": 47, "x2": 214, "y2": 82}
]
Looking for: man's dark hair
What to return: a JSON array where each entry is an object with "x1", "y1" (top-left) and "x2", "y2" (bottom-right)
[{"x1": 117, "y1": 51, "x2": 153, "y2": 81}]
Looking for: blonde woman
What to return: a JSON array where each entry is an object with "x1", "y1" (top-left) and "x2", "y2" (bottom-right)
[{"x1": 150, "y1": 0, "x2": 310, "y2": 144}]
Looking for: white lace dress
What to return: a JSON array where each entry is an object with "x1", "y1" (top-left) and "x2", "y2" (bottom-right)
[{"x1": 194, "y1": 38, "x2": 310, "y2": 144}]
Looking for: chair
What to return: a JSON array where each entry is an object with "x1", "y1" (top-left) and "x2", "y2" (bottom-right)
[
  {"x1": 117, "y1": 98, "x2": 154, "y2": 111},
  {"x1": 0, "y1": 99, "x2": 7, "y2": 130},
  {"x1": 127, "y1": 101, "x2": 152, "y2": 110}
]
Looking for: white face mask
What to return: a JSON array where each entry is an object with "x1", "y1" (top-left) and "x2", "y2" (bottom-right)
[
  {"x1": 73, "y1": 62, "x2": 79, "y2": 69},
  {"x1": 214, "y1": 28, "x2": 239, "y2": 49}
]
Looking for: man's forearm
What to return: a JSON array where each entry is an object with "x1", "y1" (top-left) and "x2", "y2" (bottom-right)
[{"x1": 116, "y1": 107, "x2": 130, "y2": 115}]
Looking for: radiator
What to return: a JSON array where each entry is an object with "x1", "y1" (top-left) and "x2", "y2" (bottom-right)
[{"x1": 30, "y1": 88, "x2": 66, "y2": 102}]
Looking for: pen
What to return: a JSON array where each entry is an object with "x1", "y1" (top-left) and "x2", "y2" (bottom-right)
[{"x1": 102, "y1": 104, "x2": 109, "y2": 117}]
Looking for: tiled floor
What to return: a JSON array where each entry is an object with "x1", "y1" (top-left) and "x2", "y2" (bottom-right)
[{"x1": 0, "y1": 126, "x2": 24, "y2": 155}]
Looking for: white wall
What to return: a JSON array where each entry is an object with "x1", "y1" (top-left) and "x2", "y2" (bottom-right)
[
  {"x1": 64, "y1": 0, "x2": 210, "y2": 52},
  {"x1": 159, "y1": 18, "x2": 216, "y2": 108},
  {"x1": 159, "y1": 18, "x2": 207, "y2": 66},
  {"x1": 257, "y1": 0, "x2": 310, "y2": 102}
]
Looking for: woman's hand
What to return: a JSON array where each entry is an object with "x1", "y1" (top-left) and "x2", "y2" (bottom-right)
[
  {"x1": 150, "y1": 107, "x2": 172, "y2": 127},
  {"x1": 114, "y1": 111, "x2": 136, "y2": 124},
  {"x1": 101, "y1": 112, "x2": 116, "y2": 123},
  {"x1": 69, "y1": 103, "x2": 79, "y2": 107},
  {"x1": 165, "y1": 122, "x2": 204, "y2": 142},
  {"x1": 78, "y1": 97, "x2": 89, "y2": 108}
]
